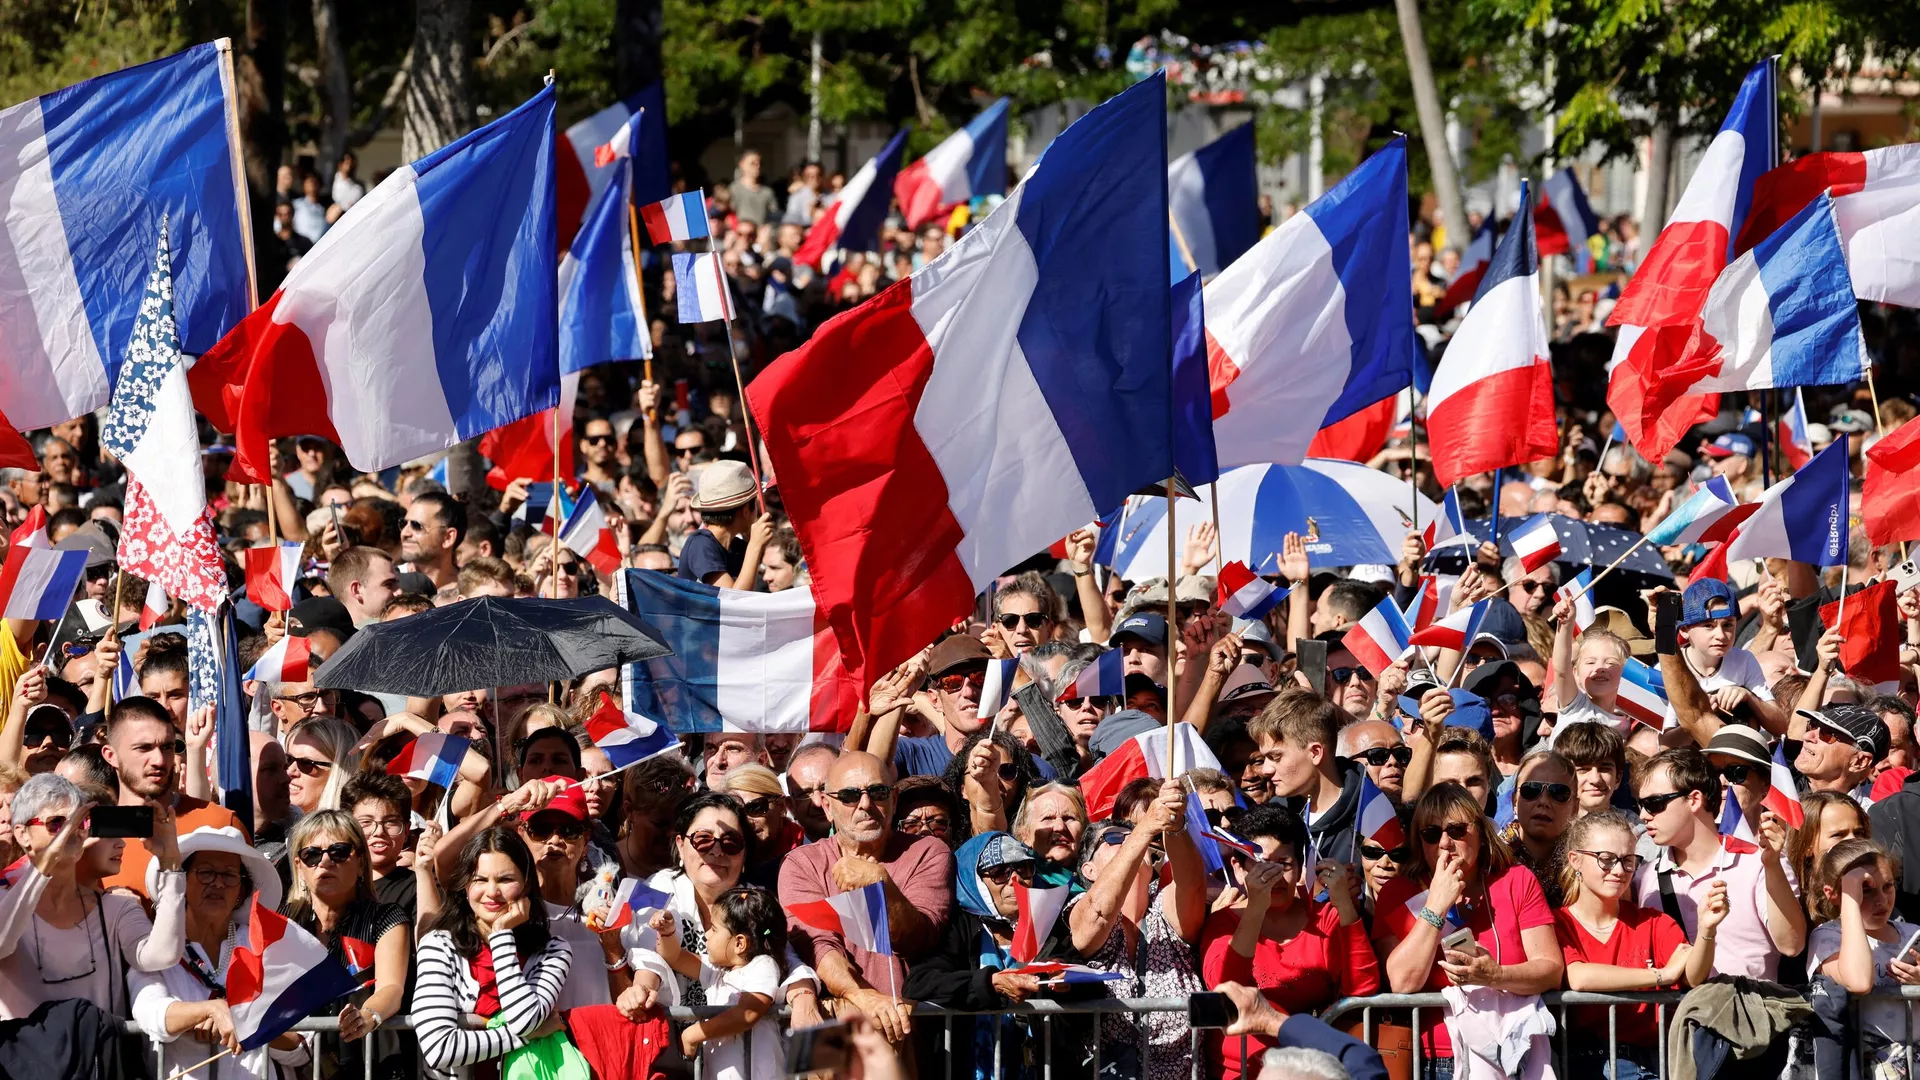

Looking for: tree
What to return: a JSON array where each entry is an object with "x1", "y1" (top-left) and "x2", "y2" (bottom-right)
[
  {"x1": 1394, "y1": 0, "x2": 1468, "y2": 249},
  {"x1": 405, "y1": 0, "x2": 474, "y2": 158}
]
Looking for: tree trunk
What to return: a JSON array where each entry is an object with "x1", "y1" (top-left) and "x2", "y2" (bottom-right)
[
  {"x1": 1642, "y1": 119, "x2": 1673, "y2": 239},
  {"x1": 311, "y1": 0, "x2": 351, "y2": 177},
  {"x1": 615, "y1": 0, "x2": 663, "y2": 97},
  {"x1": 1393, "y1": 0, "x2": 1470, "y2": 252},
  {"x1": 403, "y1": 0, "x2": 472, "y2": 160},
  {"x1": 237, "y1": 0, "x2": 286, "y2": 197}
]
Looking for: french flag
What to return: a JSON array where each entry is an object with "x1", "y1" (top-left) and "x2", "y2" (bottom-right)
[
  {"x1": 227, "y1": 898, "x2": 360, "y2": 1052},
  {"x1": 1535, "y1": 168, "x2": 1601, "y2": 259},
  {"x1": 1734, "y1": 142, "x2": 1920, "y2": 255},
  {"x1": 244, "y1": 540, "x2": 305, "y2": 613},
  {"x1": 1644, "y1": 476, "x2": 1741, "y2": 546},
  {"x1": 0, "y1": 855, "x2": 25, "y2": 890},
  {"x1": 1166, "y1": 122, "x2": 1261, "y2": 279},
  {"x1": 1078, "y1": 723, "x2": 1221, "y2": 823},
  {"x1": 749, "y1": 78, "x2": 1175, "y2": 695},
  {"x1": 1555, "y1": 569, "x2": 1596, "y2": 632},
  {"x1": 613, "y1": 569, "x2": 860, "y2": 734},
  {"x1": 795, "y1": 129, "x2": 911, "y2": 269},
  {"x1": 1864, "y1": 414, "x2": 1920, "y2": 548},
  {"x1": 790, "y1": 882, "x2": 892, "y2": 956},
  {"x1": 1766, "y1": 739, "x2": 1806, "y2": 829},
  {"x1": 1617, "y1": 658, "x2": 1668, "y2": 729},
  {"x1": 1059, "y1": 650, "x2": 1126, "y2": 701},
  {"x1": 1402, "y1": 573, "x2": 1454, "y2": 632},
  {"x1": 1718, "y1": 787, "x2": 1759, "y2": 854},
  {"x1": 1343, "y1": 594, "x2": 1413, "y2": 676},
  {"x1": 639, "y1": 191, "x2": 710, "y2": 245},
  {"x1": 1426, "y1": 179, "x2": 1557, "y2": 488},
  {"x1": 0, "y1": 547, "x2": 87, "y2": 621},
  {"x1": 384, "y1": 732, "x2": 469, "y2": 789},
  {"x1": 1725, "y1": 439, "x2": 1851, "y2": 566},
  {"x1": 339, "y1": 936, "x2": 376, "y2": 982},
  {"x1": 1215, "y1": 561, "x2": 1285, "y2": 620},
  {"x1": 244, "y1": 634, "x2": 312, "y2": 684},
  {"x1": 1436, "y1": 219, "x2": 1494, "y2": 315},
  {"x1": 0, "y1": 43, "x2": 253, "y2": 431},
  {"x1": 585, "y1": 691, "x2": 680, "y2": 770},
  {"x1": 1182, "y1": 790, "x2": 1230, "y2": 874},
  {"x1": 1423, "y1": 488, "x2": 1469, "y2": 551},
  {"x1": 1356, "y1": 773, "x2": 1405, "y2": 849},
  {"x1": 140, "y1": 579, "x2": 169, "y2": 631},
  {"x1": 554, "y1": 82, "x2": 669, "y2": 250},
  {"x1": 1606, "y1": 60, "x2": 1775, "y2": 464},
  {"x1": 1780, "y1": 389, "x2": 1814, "y2": 470},
  {"x1": 673, "y1": 252, "x2": 735, "y2": 324},
  {"x1": 1205, "y1": 138, "x2": 1417, "y2": 469},
  {"x1": 1011, "y1": 878, "x2": 1070, "y2": 964},
  {"x1": 187, "y1": 86, "x2": 560, "y2": 485},
  {"x1": 1016, "y1": 960, "x2": 1127, "y2": 985},
  {"x1": 1407, "y1": 600, "x2": 1490, "y2": 653},
  {"x1": 1509, "y1": 514, "x2": 1563, "y2": 574},
  {"x1": 9, "y1": 508, "x2": 48, "y2": 552},
  {"x1": 600, "y1": 876, "x2": 674, "y2": 931},
  {"x1": 894, "y1": 98, "x2": 1009, "y2": 230},
  {"x1": 557, "y1": 487, "x2": 622, "y2": 577}
]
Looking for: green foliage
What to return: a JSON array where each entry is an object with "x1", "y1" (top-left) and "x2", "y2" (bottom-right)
[{"x1": 0, "y1": 0, "x2": 184, "y2": 107}]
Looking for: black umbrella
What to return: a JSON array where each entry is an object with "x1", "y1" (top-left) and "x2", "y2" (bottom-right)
[
  {"x1": 1427, "y1": 515, "x2": 1676, "y2": 590},
  {"x1": 313, "y1": 596, "x2": 673, "y2": 697}
]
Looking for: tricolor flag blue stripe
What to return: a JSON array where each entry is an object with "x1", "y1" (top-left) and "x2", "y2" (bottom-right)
[
  {"x1": 673, "y1": 252, "x2": 734, "y2": 323},
  {"x1": 1060, "y1": 649, "x2": 1126, "y2": 701},
  {"x1": 1617, "y1": 658, "x2": 1668, "y2": 729},
  {"x1": 0, "y1": 547, "x2": 87, "y2": 620},
  {"x1": 585, "y1": 691, "x2": 679, "y2": 769},
  {"x1": 639, "y1": 191, "x2": 710, "y2": 244},
  {"x1": 1726, "y1": 439, "x2": 1851, "y2": 566}
]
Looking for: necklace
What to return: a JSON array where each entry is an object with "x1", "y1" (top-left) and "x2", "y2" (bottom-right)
[{"x1": 181, "y1": 922, "x2": 239, "y2": 998}]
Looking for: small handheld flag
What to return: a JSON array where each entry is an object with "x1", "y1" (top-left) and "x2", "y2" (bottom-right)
[
  {"x1": 227, "y1": 899, "x2": 360, "y2": 1051},
  {"x1": 1719, "y1": 787, "x2": 1759, "y2": 854},
  {"x1": 585, "y1": 691, "x2": 680, "y2": 769},
  {"x1": 1616, "y1": 658, "x2": 1668, "y2": 729},
  {"x1": 1423, "y1": 489, "x2": 1468, "y2": 551},
  {"x1": 1765, "y1": 739, "x2": 1805, "y2": 829},
  {"x1": 673, "y1": 252, "x2": 735, "y2": 323},
  {"x1": 1509, "y1": 515, "x2": 1563, "y2": 573},
  {"x1": 1058, "y1": 650, "x2": 1126, "y2": 702},
  {"x1": 975, "y1": 657, "x2": 1018, "y2": 720},
  {"x1": 1555, "y1": 569, "x2": 1596, "y2": 631},
  {"x1": 243, "y1": 634, "x2": 311, "y2": 684},
  {"x1": 0, "y1": 547, "x2": 88, "y2": 620},
  {"x1": 640, "y1": 191, "x2": 711, "y2": 245},
  {"x1": 1215, "y1": 561, "x2": 1286, "y2": 620},
  {"x1": 599, "y1": 876, "x2": 675, "y2": 931},
  {"x1": 1355, "y1": 774, "x2": 1405, "y2": 850},
  {"x1": 1011, "y1": 878, "x2": 1070, "y2": 964},
  {"x1": 340, "y1": 935, "x2": 376, "y2": 982},
  {"x1": 1408, "y1": 601, "x2": 1490, "y2": 653},
  {"x1": 243, "y1": 541, "x2": 305, "y2": 612},
  {"x1": 1016, "y1": 960, "x2": 1127, "y2": 985},
  {"x1": 1645, "y1": 476, "x2": 1741, "y2": 547},
  {"x1": 1343, "y1": 594, "x2": 1413, "y2": 675},
  {"x1": 384, "y1": 732, "x2": 470, "y2": 790},
  {"x1": 789, "y1": 881, "x2": 892, "y2": 956}
]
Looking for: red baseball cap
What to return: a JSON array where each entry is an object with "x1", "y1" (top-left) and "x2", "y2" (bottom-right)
[{"x1": 522, "y1": 777, "x2": 589, "y2": 822}]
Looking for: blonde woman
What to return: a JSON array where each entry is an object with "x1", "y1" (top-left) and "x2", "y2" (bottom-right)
[
  {"x1": 284, "y1": 716, "x2": 363, "y2": 815},
  {"x1": 284, "y1": 811, "x2": 409, "y2": 1055}
]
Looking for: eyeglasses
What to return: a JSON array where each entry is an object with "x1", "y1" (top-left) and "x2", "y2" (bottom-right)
[
  {"x1": 296, "y1": 842, "x2": 357, "y2": 867},
  {"x1": 981, "y1": 862, "x2": 1035, "y2": 885},
  {"x1": 191, "y1": 867, "x2": 245, "y2": 888},
  {"x1": 683, "y1": 829, "x2": 745, "y2": 856},
  {"x1": 828, "y1": 784, "x2": 893, "y2": 806},
  {"x1": 287, "y1": 755, "x2": 333, "y2": 776},
  {"x1": 1637, "y1": 790, "x2": 1693, "y2": 815},
  {"x1": 934, "y1": 670, "x2": 986, "y2": 693},
  {"x1": 1360, "y1": 843, "x2": 1411, "y2": 862},
  {"x1": 1059, "y1": 695, "x2": 1117, "y2": 712},
  {"x1": 354, "y1": 816, "x2": 408, "y2": 836},
  {"x1": 1518, "y1": 782, "x2": 1572, "y2": 804},
  {"x1": 524, "y1": 818, "x2": 586, "y2": 841},
  {"x1": 899, "y1": 812, "x2": 952, "y2": 835},
  {"x1": 1329, "y1": 667, "x2": 1373, "y2": 685},
  {"x1": 737, "y1": 796, "x2": 775, "y2": 817},
  {"x1": 1203, "y1": 806, "x2": 1246, "y2": 828},
  {"x1": 275, "y1": 691, "x2": 328, "y2": 709},
  {"x1": 1352, "y1": 746, "x2": 1413, "y2": 768},
  {"x1": 1718, "y1": 764, "x2": 1754, "y2": 785},
  {"x1": 1418, "y1": 822, "x2": 1474, "y2": 844},
  {"x1": 22, "y1": 728, "x2": 70, "y2": 750},
  {"x1": 1576, "y1": 850, "x2": 1641, "y2": 875},
  {"x1": 996, "y1": 613, "x2": 1050, "y2": 631},
  {"x1": 997, "y1": 763, "x2": 1020, "y2": 782}
]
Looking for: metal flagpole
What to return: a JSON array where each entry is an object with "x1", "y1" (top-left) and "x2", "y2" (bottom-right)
[
  {"x1": 1409, "y1": 386, "x2": 1422, "y2": 538},
  {"x1": 1165, "y1": 476, "x2": 1178, "y2": 776}
]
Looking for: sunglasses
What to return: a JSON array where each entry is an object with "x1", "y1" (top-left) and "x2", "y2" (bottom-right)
[
  {"x1": 675, "y1": 445, "x2": 702, "y2": 457},
  {"x1": 1203, "y1": 806, "x2": 1246, "y2": 828},
  {"x1": 1329, "y1": 667, "x2": 1373, "y2": 685},
  {"x1": 524, "y1": 818, "x2": 586, "y2": 841},
  {"x1": 1718, "y1": 764, "x2": 1754, "y2": 785},
  {"x1": 828, "y1": 784, "x2": 893, "y2": 806},
  {"x1": 297, "y1": 842, "x2": 357, "y2": 867},
  {"x1": 981, "y1": 862, "x2": 1036, "y2": 885},
  {"x1": 1060, "y1": 695, "x2": 1117, "y2": 711},
  {"x1": 583, "y1": 434, "x2": 614, "y2": 445},
  {"x1": 1637, "y1": 790, "x2": 1694, "y2": 815},
  {"x1": 934, "y1": 670, "x2": 986, "y2": 693},
  {"x1": 899, "y1": 812, "x2": 952, "y2": 835},
  {"x1": 1418, "y1": 822, "x2": 1474, "y2": 844},
  {"x1": 1513, "y1": 580, "x2": 1550, "y2": 593},
  {"x1": 1576, "y1": 850, "x2": 1641, "y2": 874},
  {"x1": 1353, "y1": 746, "x2": 1413, "y2": 768},
  {"x1": 1360, "y1": 843, "x2": 1411, "y2": 862},
  {"x1": 996, "y1": 613, "x2": 1050, "y2": 631},
  {"x1": 997, "y1": 763, "x2": 1020, "y2": 782},
  {"x1": 738, "y1": 796, "x2": 776, "y2": 816},
  {"x1": 288, "y1": 755, "x2": 333, "y2": 777},
  {"x1": 1518, "y1": 782, "x2": 1572, "y2": 804},
  {"x1": 684, "y1": 829, "x2": 745, "y2": 856},
  {"x1": 24, "y1": 815, "x2": 74, "y2": 833},
  {"x1": 22, "y1": 728, "x2": 71, "y2": 751}
]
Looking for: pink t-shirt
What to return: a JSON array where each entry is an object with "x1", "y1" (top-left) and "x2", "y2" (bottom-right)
[{"x1": 1633, "y1": 841, "x2": 1781, "y2": 980}]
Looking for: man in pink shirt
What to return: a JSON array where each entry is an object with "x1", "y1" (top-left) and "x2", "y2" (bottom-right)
[{"x1": 779, "y1": 750, "x2": 954, "y2": 1042}]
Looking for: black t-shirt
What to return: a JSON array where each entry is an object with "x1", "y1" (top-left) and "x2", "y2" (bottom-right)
[
  {"x1": 372, "y1": 871, "x2": 417, "y2": 924},
  {"x1": 677, "y1": 528, "x2": 746, "y2": 584}
]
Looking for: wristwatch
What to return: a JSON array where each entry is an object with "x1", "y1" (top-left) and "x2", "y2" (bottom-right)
[{"x1": 1417, "y1": 907, "x2": 1446, "y2": 931}]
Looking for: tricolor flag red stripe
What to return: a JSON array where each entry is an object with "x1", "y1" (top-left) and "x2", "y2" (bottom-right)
[
  {"x1": 244, "y1": 540, "x2": 304, "y2": 612},
  {"x1": 1764, "y1": 739, "x2": 1805, "y2": 829},
  {"x1": 1215, "y1": 560, "x2": 1285, "y2": 620},
  {"x1": 8, "y1": 507, "x2": 48, "y2": 551},
  {"x1": 140, "y1": 578, "x2": 169, "y2": 630},
  {"x1": 789, "y1": 881, "x2": 892, "y2": 956},
  {"x1": 1616, "y1": 659, "x2": 1668, "y2": 729},
  {"x1": 1407, "y1": 601, "x2": 1489, "y2": 653},
  {"x1": 1719, "y1": 787, "x2": 1759, "y2": 854},
  {"x1": 1342, "y1": 594, "x2": 1412, "y2": 675},
  {"x1": 226, "y1": 898, "x2": 359, "y2": 1051},
  {"x1": 1355, "y1": 773, "x2": 1404, "y2": 850},
  {"x1": 244, "y1": 634, "x2": 311, "y2": 684}
]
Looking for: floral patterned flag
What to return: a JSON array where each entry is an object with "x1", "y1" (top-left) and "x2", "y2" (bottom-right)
[{"x1": 101, "y1": 217, "x2": 228, "y2": 610}]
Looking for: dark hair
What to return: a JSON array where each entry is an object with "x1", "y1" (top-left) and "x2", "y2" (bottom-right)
[
  {"x1": 670, "y1": 791, "x2": 752, "y2": 869},
  {"x1": 1640, "y1": 748, "x2": 1721, "y2": 809},
  {"x1": 58, "y1": 745, "x2": 118, "y2": 795},
  {"x1": 515, "y1": 727, "x2": 583, "y2": 772},
  {"x1": 342, "y1": 772, "x2": 411, "y2": 819},
  {"x1": 1110, "y1": 777, "x2": 1162, "y2": 824},
  {"x1": 1319, "y1": 581, "x2": 1380, "y2": 626},
  {"x1": 712, "y1": 884, "x2": 787, "y2": 963},
  {"x1": 939, "y1": 729, "x2": 1033, "y2": 839},
  {"x1": 137, "y1": 632, "x2": 190, "y2": 685},
  {"x1": 1553, "y1": 721, "x2": 1628, "y2": 776},
  {"x1": 104, "y1": 695, "x2": 175, "y2": 742},
  {"x1": 412, "y1": 491, "x2": 468, "y2": 549},
  {"x1": 426, "y1": 827, "x2": 551, "y2": 960},
  {"x1": 1238, "y1": 804, "x2": 1309, "y2": 860},
  {"x1": 463, "y1": 516, "x2": 502, "y2": 558}
]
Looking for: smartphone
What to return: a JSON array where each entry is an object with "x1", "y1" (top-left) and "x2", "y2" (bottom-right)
[
  {"x1": 1653, "y1": 591, "x2": 1680, "y2": 656},
  {"x1": 1441, "y1": 926, "x2": 1477, "y2": 953},
  {"x1": 1900, "y1": 926, "x2": 1920, "y2": 964},
  {"x1": 1188, "y1": 991, "x2": 1240, "y2": 1030},
  {"x1": 90, "y1": 805, "x2": 154, "y2": 839},
  {"x1": 1295, "y1": 638, "x2": 1329, "y2": 697},
  {"x1": 783, "y1": 1019, "x2": 851, "y2": 1077},
  {"x1": 1893, "y1": 559, "x2": 1920, "y2": 595}
]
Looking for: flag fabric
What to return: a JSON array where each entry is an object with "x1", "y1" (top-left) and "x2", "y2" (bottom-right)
[
  {"x1": 1865, "y1": 416, "x2": 1920, "y2": 546},
  {"x1": 672, "y1": 252, "x2": 735, "y2": 323},
  {"x1": 1556, "y1": 569, "x2": 1596, "y2": 632},
  {"x1": 557, "y1": 487, "x2": 622, "y2": 577},
  {"x1": 639, "y1": 191, "x2": 710, "y2": 245},
  {"x1": 1719, "y1": 787, "x2": 1759, "y2": 854},
  {"x1": 1536, "y1": 168, "x2": 1601, "y2": 258},
  {"x1": 102, "y1": 219, "x2": 230, "y2": 611},
  {"x1": 1819, "y1": 580, "x2": 1903, "y2": 685},
  {"x1": 555, "y1": 82, "x2": 670, "y2": 250},
  {"x1": 186, "y1": 86, "x2": 559, "y2": 483},
  {"x1": 1423, "y1": 488, "x2": 1469, "y2": 551},
  {"x1": 1644, "y1": 476, "x2": 1742, "y2": 546},
  {"x1": 748, "y1": 77, "x2": 1174, "y2": 695},
  {"x1": 0, "y1": 43, "x2": 253, "y2": 430},
  {"x1": 1407, "y1": 601, "x2": 1490, "y2": 653},
  {"x1": 1725, "y1": 440, "x2": 1851, "y2": 565},
  {"x1": 1215, "y1": 561, "x2": 1285, "y2": 620},
  {"x1": 140, "y1": 579, "x2": 169, "y2": 631},
  {"x1": 789, "y1": 882, "x2": 892, "y2": 956},
  {"x1": 1014, "y1": 960, "x2": 1128, "y2": 984},
  {"x1": 1343, "y1": 595, "x2": 1412, "y2": 675},
  {"x1": 1735, "y1": 144, "x2": 1920, "y2": 286},
  {"x1": 1403, "y1": 573, "x2": 1455, "y2": 632},
  {"x1": 1356, "y1": 773, "x2": 1405, "y2": 849},
  {"x1": 1436, "y1": 220, "x2": 1495, "y2": 315},
  {"x1": 1426, "y1": 180, "x2": 1557, "y2": 488},
  {"x1": 1509, "y1": 514, "x2": 1563, "y2": 573},
  {"x1": 1011, "y1": 878, "x2": 1069, "y2": 964},
  {"x1": 0, "y1": 856, "x2": 25, "y2": 891},
  {"x1": 976, "y1": 657, "x2": 1019, "y2": 720},
  {"x1": 1617, "y1": 658, "x2": 1669, "y2": 729},
  {"x1": 1165, "y1": 122, "x2": 1261, "y2": 279},
  {"x1": 894, "y1": 98, "x2": 1010, "y2": 230},
  {"x1": 0, "y1": 548, "x2": 87, "y2": 620},
  {"x1": 1765, "y1": 739, "x2": 1806, "y2": 829},
  {"x1": 227, "y1": 898, "x2": 360, "y2": 1052},
  {"x1": 188, "y1": 604, "x2": 253, "y2": 832},
  {"x1": 1606, "y1": 61, "x2": 1775, "y2": 464},
  {"x1": 558, "y1": 113, "x2": 650, "y2": 378},
  {"x1": 384, "y1": 732, "x2": 470, "y2": 789},
  {"x1": 613, "y1": 569, "x2": 860, "y2": 733},
  {"x1": 339, "y1": 936, "x2": 375, "y2": 981},
  {"x1": 1058, "y1": 650, "x2": 1126, "y2": 701},
  {"x1": 1780, "y1": 389, "x2": 1814, "y2": 470},
  {"x1": 0, "y1": 426, "x2": 39, "y2": 477},
  {"x1": 1183, "y1": 789, "x2": 1228, "y2": 875},
  {"x1": 1078, "y1": 723, "x2": 1222, "y2": 823},
  {"x1": 600, "y1": 876, "x2": 675, "y2": 931},
  {"x1": 1170, "y1": 271, "x2": 1221, "y2": 487},
  {"x1": 795, "y1": 130, "x2": 911, "y2": 268},
  {"x1": 1689, "y1": 542, "x2": 1735, "y2": 585},
  {"x1": 8, "y1": 508, "x2": 48, "y2": 552},
  {"x1": 244, "y1": 541, "x2": 305, "y2": 613},
  {"x1": 584, "y1": 691, "x2": 680, "y2": 769},
  {"x1": 244, "y1": 634, "x2": 312, "y2": 684},
  {"x1": 1205, "y1": 138, "x2": 1417, "y2": 469}
]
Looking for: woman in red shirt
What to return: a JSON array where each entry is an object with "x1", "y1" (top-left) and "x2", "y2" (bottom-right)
[
  {"x1": 1200, "y1": 804, "x2": 1378, "y2": 1080},
  {"x1": 1555, "y1": 810, "x2": 1724, "y2": 1079},
  {"x1": 1373, "y1": 782, "x2": 1563, "y2": 1075}
]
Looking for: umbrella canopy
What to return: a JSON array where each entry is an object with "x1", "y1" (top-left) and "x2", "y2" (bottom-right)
[
  {"x1": 1106, "y1": 459, "x2": 1438, "y2": 581},
  {"x1": 1426, "y1": 515, "x2": 1676, "y2": 588},
  {"x1": 313, "y1": 596, "x2": 673, "y2": 698}
]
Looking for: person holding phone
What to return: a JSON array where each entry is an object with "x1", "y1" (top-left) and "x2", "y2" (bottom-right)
[{"x1": 1807, "y1": 839, "x2": 1920, "y2": 1074}]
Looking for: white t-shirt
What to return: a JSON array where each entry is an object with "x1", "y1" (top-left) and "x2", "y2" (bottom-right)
[
  {"x1": 1807, "y1": 917, "x2": 1920, "y2": 1041},
  {"x1": 1551, "y1": 692, "x2": 1634, "y2": 741},
  {"x1": 696, "y1": 953, "x2": 784, "y2": 1080},
  {"x1": 1662, "y1": 647, "x2": 1774, "y2": 730}
]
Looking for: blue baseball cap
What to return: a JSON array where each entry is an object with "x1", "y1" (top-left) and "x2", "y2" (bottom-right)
[
  {"x1": 1108, "y1": 612, "x2": 1168, "y2": 647},
  {"x1": 1680, "y1": 578, "x2": 1738, "y2": 627},
  {"x1": 1703, "y1": 432, "x2": 1756, "y2": 459}
]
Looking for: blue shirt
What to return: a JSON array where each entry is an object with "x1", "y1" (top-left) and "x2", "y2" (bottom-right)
[
  {"x1": 677, "y1": 528, "x2": 744, "y2": 584},
  {"x1": 893, "y1": 735, "x2": 1058, "y2": 781}
]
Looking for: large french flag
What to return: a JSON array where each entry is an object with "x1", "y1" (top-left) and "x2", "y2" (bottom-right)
[
  {"x1": 1436, "y1": 220, "x2": 1494, "y2": 315},
  {"x1": 749, "y1": 78, "x2": 1174, "y2": 693},
  {"x1": 187, "y1": 86, "x2": 559, "y2": 484},
  {"x1": 385, "y1": 732, "x2": 469, "y2": 789},
  {"x1": 0, "y1": 42, "x2": 253, "y2": 430},
  {"x1": 790, "y1": 882, "x2": 893, "y2": 957},
  {"x1": 554, "y1": 82, "x2": 669, "y2": 250},
  {"x1": 1078, "y1": 723, "x2": 1221, "y2": 823},
  {"x1": 1426, "y1": 179, "x2": 1557, "y2": 488},
  {"x1": 894, "y1": 98, "x2": 1010, "y2": 230},
  {"x1": 614, "y1": 569, "x2": 860, "y2": 733},
  {"x1": 0, "y1": 547, "x2": 87, "y2": 620},
  {"x1": 795, "y1": 129, "x2": 911, "y2": 269},
  {"x1": 584, "y1": 691, "x2": 680, "y2": 769},
  {"x1": 1166, "y1": 122, "x2": 1261, "y2": 279},
  {"x1": 1644, "y1": 476, "x2": 1741, "y2": 546},
  {"x1": 227, "y1": 899, "x2": 359, "y2": 1052},
  {"x1": 1535, "y1": 168, "x2": 1600, "y2": 258},
  {"x1": 1725, "y1": 439, "x2": 1851, "y2": 565},
  {"x1": 1343, "y1": 594, "x2": 1412, "y2": 676},
  {"x1": 1205, "y1": 138, "x2": 1416, "y2": 469},
  {"x1": 1606, "y1": 60, "x2": 1775, "y2": 464}
]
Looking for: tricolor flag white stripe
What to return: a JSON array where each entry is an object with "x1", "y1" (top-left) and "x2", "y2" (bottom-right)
[
  {"x1": 601, "y1": 875, "x2": 674, "y2": 931},
  {"x1": 1764, "y1": 739, "x2": 1806, "y2": 829},
  {"x1": 1719, "y1": 787, "x2": 1759, "y2": 854},
  {"x1": 1556, "y1": 569, "x2": 1596, "y2": 632},
  {"x1": 789, "y1": 881, "x2": 892, "y2": 956},
  {"x1": 1011, "y1": 878, "x2": 1069, "y2": 964},
  {"x1": 976, "y1": 657, "x2": 1018, "y2": 720},
  {"x1": 1059, "y1": 650, "x2": 1126, "y2": 702},
  {"x1": 673, "y1": 252, "x2": 734, "y2": 324},
  {"x1": 226, "y1": 899, "x2": 359, "y2": 1052},
  {"x1": 243, "y1": 540, "x2": 305, "y2": 613},
  {"x1": 639, "y1": 191, "x2": 710, "y2": 245},
  {"x1": 585, "y1": 691, "x2": 679, "y2": 769},
  {"x1": 383, "y1": 732, "x2": 469, "y2": 790},
  {"x1": 1077, "y1": 724, "x2": 1221, "y2": 822},
  {"x1": 1402, "y1": 573, "x2": 1455, "y2": 633},
  {"x1": 1215, "y1": 560, "x2": 1286, "y2": 620},
  {"x1": 1510, "y1": 515, "x2": 1563, "y2": 573},
  {"x1": 1423, "y1": 488, "x2": 1468, "y2": 551},
  {"x1": 557, "y1": 487, "x2": 622, "y2": 577},
  {"x1": 1356, "y1": 773, "x2": 1405, "y2": 850},
  {"x1": 1343, "y1": 594, "x2": 1412, "y2": 676},
  {"x1": 0, "y1": 547, "x2": 87, "y2": 621},
  {"x1": 1407, "y1": 601, "x2": 1489, "y2": 653},
  {"x1": 1644, "y1": 476, "x2": 1741, "y2": 546},
  {"x1": 243, "y1": 634, "x2": 311, "y2": 684}
]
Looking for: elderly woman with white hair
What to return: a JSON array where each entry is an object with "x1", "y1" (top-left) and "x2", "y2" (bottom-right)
[
  {"x1": 0, "y1": 772, "x2": 185, "y2": 1019},
  {"x1": 127, "y1": 826, "x2": 311, "y2": 1078}
]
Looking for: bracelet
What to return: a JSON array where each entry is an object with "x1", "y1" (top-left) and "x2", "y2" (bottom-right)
[
  {"x1": 606, "y1": 955, "x2": 630, "y2": 971},
  {"x1": 1071, "y1": 567, "x2": 1092, "y2": 577},
  {"x1": 1417, "y1": 907, "x2": 1446, "y2": 931},
  {"x1": 365, "y1": 1011, "x2": 383, "y2": 1031}
]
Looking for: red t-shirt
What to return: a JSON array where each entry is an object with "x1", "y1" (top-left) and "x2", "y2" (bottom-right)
[
  {"x1": 1200, "y1": 900, "x2": 1381, "y2": 1080},
  {"x1": 1553, "y1": 905, "x2": 1686, "y2": 1047},
  {"x1": 1372, "y1": 864, "x2": 1557, "y2": 1058}
]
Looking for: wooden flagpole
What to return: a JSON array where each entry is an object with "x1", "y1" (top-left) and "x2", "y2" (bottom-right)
[
  {"x1": 1165, "y1": 476, "x2": 1178, "y2": 776},
  {"x1": 707, "y1": 246, "x2": 767, "y2": 516}
]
